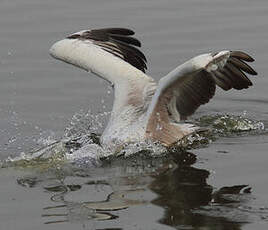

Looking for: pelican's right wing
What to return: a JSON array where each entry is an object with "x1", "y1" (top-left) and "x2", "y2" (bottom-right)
[
  {"x1": 147, "y1": 50, "x2": 257, "y2": 122},
  {"x1": 50, "y1": 28, "x2": 156, "y2": 115}
]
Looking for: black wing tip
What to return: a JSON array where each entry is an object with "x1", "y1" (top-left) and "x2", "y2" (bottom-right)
[
  {"x1": 67, "y1": 27, "x2": 137, "y2": 41},
  {"x1": 230, "y1": 50, "x2": 255, "y2": 62},
  {"x1": 110, "y1": 34, "x2": 142, "y2": 47},
  {"x1": 67, "y1": 27, "x2": 147, "y2": 73},
  {"x1": 212, "y1": 50, "x2": 257, "y2": 91},
  {"x1": 228, "y1": 58, "x2": 257, "y2": 76},
  {"x1": 201, "y1": 50, "x2": 256, "y2": 91},
  {"x1": 96, "y1": 27, "x2": 135, "y2": 36}
]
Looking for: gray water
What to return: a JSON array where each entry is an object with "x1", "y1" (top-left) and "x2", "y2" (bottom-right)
[{"x1": 1, "y1": 0, "x2": 268, "y2": 229}]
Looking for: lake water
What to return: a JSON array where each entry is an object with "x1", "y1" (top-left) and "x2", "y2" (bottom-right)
[{"x1": 0, "y1": 0, "x2": 268, "y2": 229}]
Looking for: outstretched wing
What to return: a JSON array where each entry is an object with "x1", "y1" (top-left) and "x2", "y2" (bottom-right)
[
  {"x1": 147, "y1": 50, "x2": 257, "y2": 122},
  {"x1": 50, "y1": 28, "x2": 156, "y2": 118}
]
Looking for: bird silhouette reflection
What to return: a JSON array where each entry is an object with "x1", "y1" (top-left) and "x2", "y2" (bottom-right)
[{"x1": 17, "y1": 150, "x2": 251, "y2": 229}]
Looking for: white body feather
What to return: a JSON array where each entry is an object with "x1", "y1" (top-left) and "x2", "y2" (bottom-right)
[{"x1": 50, "y1": 38, "x2": 156, "y2": 151}]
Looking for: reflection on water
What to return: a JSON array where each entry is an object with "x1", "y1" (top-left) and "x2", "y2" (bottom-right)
[
  {"x1": 150, "y1": 157, "x2": 252, "y2": 229},
  {"x1": 15, "y1": 150, "x2": 257, "y2": 229}
]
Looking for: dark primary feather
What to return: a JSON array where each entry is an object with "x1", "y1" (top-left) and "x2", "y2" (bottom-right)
[
  {"x1": 67, "y1": 27, "x2": 147, "y2": 72},
  {"x1": 228, "y1": 57, "x2": 257, "y2": 75},
  {"x1": 110, "y1": 34, "x2": 141, "y2": 47},
  {"x1": 230, "y1": 51, "x2": 255, "y2": 62},
  {"x1": 97, "y1": 28, "x2": 135, "y2": 35},
  {"x1": 211, "y1": 51, "x2": 256, "y2": 91}
]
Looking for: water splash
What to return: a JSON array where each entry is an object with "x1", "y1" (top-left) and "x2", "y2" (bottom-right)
[
  {"x1": 2, "y1": 113, "x2": 265, "y2": 169},
  {"x1": 64, "y1": 109, "x2": 109, "y2": 139},
  {"x1": 197, "y1": 113, "x2": 265, "y2": 135}
]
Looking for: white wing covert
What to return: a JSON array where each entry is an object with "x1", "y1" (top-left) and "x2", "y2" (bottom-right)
[{"x1": 50, "y1": 28, "x2": 156, "y2": 120}]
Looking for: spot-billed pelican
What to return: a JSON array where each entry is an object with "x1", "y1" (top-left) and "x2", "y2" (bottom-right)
[{"x1": 49, "y1": 28, "x2": 257, "y2": 150}]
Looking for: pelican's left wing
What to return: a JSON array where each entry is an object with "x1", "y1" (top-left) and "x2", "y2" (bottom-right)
[{"x1": 147, "y1": 50, "x2": 257, "y2": 123}]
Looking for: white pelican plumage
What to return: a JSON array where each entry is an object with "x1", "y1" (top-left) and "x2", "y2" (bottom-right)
[{"x1": 50, "y1": 27, "x2": 257, "y2": 151}]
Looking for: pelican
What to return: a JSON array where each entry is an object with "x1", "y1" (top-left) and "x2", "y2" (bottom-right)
[{"x1": 50, "y1": 27, "x2": 257, "y2": 151}]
